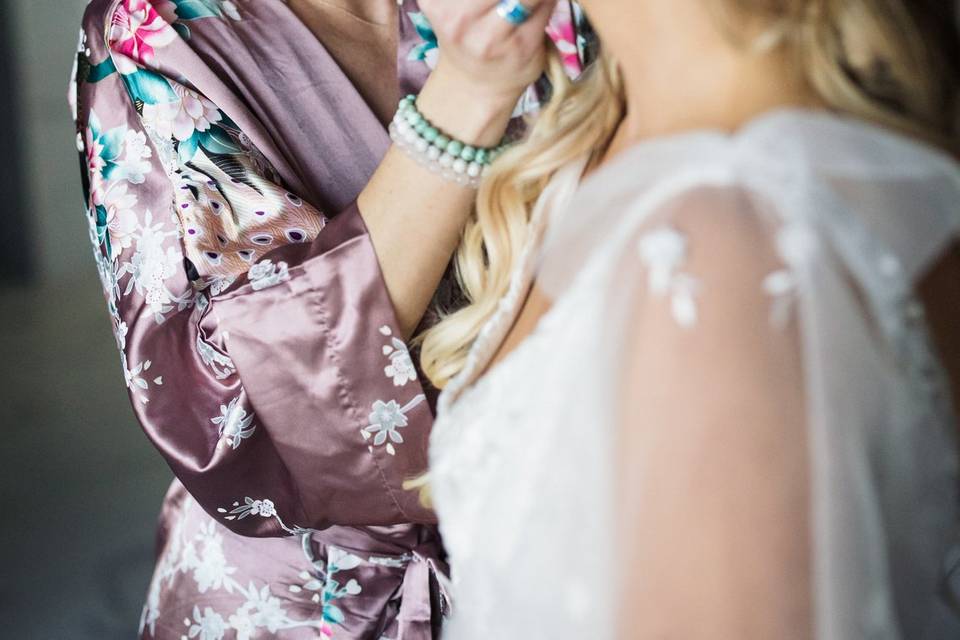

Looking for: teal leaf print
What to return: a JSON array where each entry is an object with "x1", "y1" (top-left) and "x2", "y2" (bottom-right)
[
  {"x1": 169, "y1": 0, "x2": 240, "y2": 21},
  {"x1": 175, "y1": 124, "x2": 240, "y2": 164},
  {"x1": 122, "y1": 68, "x2": 178, "y2": 105},
  {"x1": 323, "y1": 603, "x2": 346, "y2": 625},
  {"x1": 94, "y1": 204, "x2": 113, "y2": 256},
  {"x1": 86, "y1": 57, "x2": 117, "y2": 83},
  {"x1": 407, "y1": 12, "x2": 437, "y2": 62},
  {"x1": 172, "y1": 22, "x2": 191, "y2": 40},
  {"x1": 408, "y1": 11, "x2": 434, "y2": 39},
  {"x1": 177, "y1": 135, "x2": 201, "y2": 165},
  {"x1": 200, "y1": 126, "x2": 241, "y2": 154},
  {"x1": 166, "y1": 0, "x2": 241, "y2": 39}
]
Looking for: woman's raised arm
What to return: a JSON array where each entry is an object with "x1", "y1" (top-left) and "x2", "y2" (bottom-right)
[{"x1": 70, "y1": 0, "x2": 559, "y2": 537}]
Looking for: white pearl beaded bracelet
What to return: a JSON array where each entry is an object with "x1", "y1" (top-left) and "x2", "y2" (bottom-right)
[{"x1": 388, "y1": 95, "x2": 511, "y2": 189}]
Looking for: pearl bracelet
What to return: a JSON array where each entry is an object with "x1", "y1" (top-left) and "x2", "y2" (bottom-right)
[{"x1": 389, "y1": 95, "x2": 511, "y2": 188}]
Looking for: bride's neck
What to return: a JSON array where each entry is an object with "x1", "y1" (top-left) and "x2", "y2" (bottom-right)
[{"x1": 588, "y1": 1, "x2": 822, "y2": 160}]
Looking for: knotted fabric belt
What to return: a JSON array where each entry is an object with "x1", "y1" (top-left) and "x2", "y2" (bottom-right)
[{"x1": 397, "y1": 542, "x2": 451, "y2": 640}]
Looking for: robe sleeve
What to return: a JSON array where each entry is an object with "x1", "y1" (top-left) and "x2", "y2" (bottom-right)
[{"x1": 70, "y1": 3, "x2": 434, "y2": 537}]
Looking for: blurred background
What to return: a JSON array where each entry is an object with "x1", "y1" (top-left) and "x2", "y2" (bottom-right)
[{"x1": 0, "y1": 1, "x2": 172, "y2": 637}]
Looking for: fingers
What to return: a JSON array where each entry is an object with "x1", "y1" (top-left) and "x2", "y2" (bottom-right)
[
  {"x1": 415, "y1": 0, "x2": 560, "y2": 97},
  {"x1": 418, "y1": 0, "x2": 499, "y2": 44},
  {"x1": 483, "y1": 0, "x2": 558, "y2": 41},
  {"x1": 506, "y1": 0, "x2": 560, "y2": 49},
  {"x1": 473, "y1": 0, "x2": 559, "y2": 57},
  {"x1": 420, "y1": 0, "x2": 557, "y2": 48}
]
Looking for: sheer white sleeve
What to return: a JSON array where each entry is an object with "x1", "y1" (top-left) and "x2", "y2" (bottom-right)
[
  {"x1": 611, "y1": 187, "x2": 811, "y2": 639},
  {"x1": 534, "y1": 166, "x2": 960, "y2": 639}
]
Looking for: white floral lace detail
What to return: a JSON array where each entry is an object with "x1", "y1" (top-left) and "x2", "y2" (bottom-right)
[
  {"x1": 637, "y1": 225, "x2": 700, "y2": 328},
  {"x1": 763, "y1": 269, "x2": 798, "y2": 329}
]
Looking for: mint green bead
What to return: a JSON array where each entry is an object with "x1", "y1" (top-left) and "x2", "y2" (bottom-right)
[
  {"x1": 405, "y1": 110, "x2": 422, "y2": 125},
  {"x1": 475, "y1": 148, "x2": 489, "y2": 165},
  {"x1": 447, "y1": 140, "x2": 464, "y2": 157},
  {"x1": 423, "y1": 126, "x2": 439, "y2": 143},
  {"x1": 415, "y1": 120, "x2": 429, "y2": 134},
  {"x1": 434, "y1": 134, "x2": 450, "y2": 150},
  {"x1": 460, "y1": 145, "x2": 476, "y2": 162}
]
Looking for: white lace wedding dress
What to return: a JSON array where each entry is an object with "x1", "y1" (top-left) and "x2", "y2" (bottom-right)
[{"x1": 428, "y1": 110, "x2": 960, "y2": 639}]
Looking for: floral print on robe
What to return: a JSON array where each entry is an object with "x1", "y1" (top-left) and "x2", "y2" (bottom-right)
[{"x1": 70, "y1": 1, "x2": 584, "y2": 638}]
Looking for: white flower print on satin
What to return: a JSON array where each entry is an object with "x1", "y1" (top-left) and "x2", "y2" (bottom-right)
[
  {"x1": 191, "y1": 521, "x2": 237, "y2": 593},
  {"x1": 119, "y1": 209, "x2": 191, "y2": 322},
  {"x1": 118, "y1": 128, "x2": 154, "y2": 184},
  {"x1": 248, "y1": 259, "x2": 290, "y2": 291},
  {"x1": 121, "y1": 352, "x2": 164, "y2": 404},
  {"x1": 226, "y1": 497, "x2": 276, "y2": 519},
  {"x1": 228, "y1": 585, "x2": 288, "y2": 636},
  {"x1": 379, "y1": 325, "x2": 417, "y2": 387},
  {"x1": 187, "y1": 605, "x2": 227, "y2": 640},
  {"x1": 141, "y1": 499, "x2": 337, "y2": 639},
  {"x1": 211, "y1": 396, "x2": 256, "y2": 449},
  {"x1": 101, "y1": 182, "x2": 141, "y2": 253},
  {"x1": 203, "y1": 275, "x2": 237, "y2": 297},
  {"x1": 196, "y1": 334, "x2": 236, "y2": 380},
  {"x1": 363, "y1": 396, "x2": 426, "y2": 456},
  {"x1": 637, "y1": 225, "x2": 700, "y2": 328},
  {"x1": 113, "y1": 319, "x2": 129, "y2": 351},
  {"x1": 217, "y1": 497, "x2": 304, "y2": 535},
  {"x1": 141, "y1": 84, "x2": 223, "y2": 143}
]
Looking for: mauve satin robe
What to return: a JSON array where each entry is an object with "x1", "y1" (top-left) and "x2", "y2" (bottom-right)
[
  {"x1": 69, "y1": 1, "x2": 582, "y2": 637},
  {"x1": 70, "y1": 1, "x2": 457, "y2": 638}
]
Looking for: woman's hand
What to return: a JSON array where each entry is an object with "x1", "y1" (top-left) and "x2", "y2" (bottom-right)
[
  {"x1": 414, "y1": 0, "x2": 560, "y2": 146},
  {"x1": 358, "y1": 0, "x2": 559, "y2": 336}
]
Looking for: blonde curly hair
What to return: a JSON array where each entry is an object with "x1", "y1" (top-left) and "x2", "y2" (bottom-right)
[{"x1": 418, "y1": 0, "x2": 960, "y2": 390}]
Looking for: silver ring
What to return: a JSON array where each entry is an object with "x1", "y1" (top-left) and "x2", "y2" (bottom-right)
[{"x1": 496, "y1": 0, "x2": 532, "y2": 26}]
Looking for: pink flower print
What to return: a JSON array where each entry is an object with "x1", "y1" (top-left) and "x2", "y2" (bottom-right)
[
  {"x1": 109, "y1": 0, "x2": 177, "y2": 74},
  {"x1": 546, "y1": 3, "x2": 582, "y2": 78},
  {"x1": 85, "y1": 128, "x2": 107, "y2": 205},
  {"x1": 142, "y1": 83, "x2": 223, "y2": 142}
]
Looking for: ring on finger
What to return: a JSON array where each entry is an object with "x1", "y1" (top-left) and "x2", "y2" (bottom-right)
[{"x1": 495, "y1": 0, "x2": 533, "y2": 26}]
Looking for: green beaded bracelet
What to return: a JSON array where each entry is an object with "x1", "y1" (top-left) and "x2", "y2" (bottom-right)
[
  {"x1": 395, "y1": 94, "x2": 511, "y2": 168},
  {"x1": 446, "y1": 139, "x2": 464, "y2": 157}
]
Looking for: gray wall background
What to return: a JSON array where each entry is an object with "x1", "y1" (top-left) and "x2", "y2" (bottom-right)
[{"x1": 0, "y1": 1, "x2": 173, "y2": 637}]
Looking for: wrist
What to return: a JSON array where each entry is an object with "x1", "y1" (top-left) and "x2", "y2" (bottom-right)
[{"x1": 415, "y1": 67, "x2": 520, "y2": 148}]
